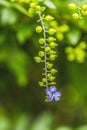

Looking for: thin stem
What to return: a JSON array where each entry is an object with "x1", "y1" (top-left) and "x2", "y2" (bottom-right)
[{"x1": 38, "y1": 12, "x2": 48, "y2": 88}]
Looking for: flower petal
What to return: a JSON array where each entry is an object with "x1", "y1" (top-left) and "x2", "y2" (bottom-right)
[
  {"x1": 48, "y1": 95, "x2": 53, "y2": 101},
  {"x1": 46, "y1": 88, "x2": 52, "y2": 95},
  {"x1": 54, "y1": 91, "x2": 61, "y2": 97},
  {"x1": 50, "y1": 86, "x2": 57, "y2": 92},
  {"x1": 54, "y1": 96, "x2": 60, "y2": 101}
]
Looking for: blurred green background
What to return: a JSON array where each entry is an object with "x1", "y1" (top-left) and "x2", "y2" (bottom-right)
[{"x1": 0, "y1": 0, "x2": 87, "y2": 130}]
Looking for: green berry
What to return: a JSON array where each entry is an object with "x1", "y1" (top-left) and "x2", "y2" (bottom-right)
[
  {"x1": 48, "y1": 76, "x2": 55, "y2": 81},
  {"x1": 51, "y1": 69, "x2": 57, "y2": 74},
  {"x1": 50, "y1": 21, "x2": 58, "y2": 27},
  {"x1": 45, "y1": 47, "x2": 51, "y2": 52},
  {"x1": 81, "y1": 10, "x2": 87, "y2": 16},
  {"x1": 36, "y1": 26, "x2": 42, "y2": 33},
  {"x1": 39, "y1": 38, "x2": 44, "y2": 44},
  {"x1": 47, "y1": 37, "x2": 56, "y2": 42},
  {"x1": 49, "y1": 55, "x2": 56, "y2": 61},
  {"x1": 72, "y1": 13, "x2": 79, "y2": 20},
  {"x1": 82, "y1": 4, "x2": 87, "y2": 11},
  {"x1": 47, "y1": 73, "x2": 52, "y2": 78},
  {"x1": 49, "y1": 42, "x2": 57, "y2": 48},
  {"x1": 65, "y1": 47, "x2": 74, "y2": 53},
  {"x1": 68, "y1": 3, "x2": 77, "y2": 10},
  {"x1": 36, "y1": 5, "x2": 41, "y2": 12},
  {"x1": 79, "y1": 41, "x2": 87, "y2": 49},
  {"x1": 30, "y1": 3, "x2": 37, "y2": 8},
  {"x1": 47, "y1": 63, "x2": 53, "y2": 69},
  {"x1": 49, "y1": 50, "x2": 56, "y2": 55},
  {"x1": 38, "y1": 51, "x2": 44, "y2": 57},
  {"x1": 34, "y1": 57, "x2": 41, "y2": 63},
  {"x1": 48, "y1": 28, "x2": 56, "y2": 35},
  {"x1": 28, "y1": 8, "x2": 35, "y2": 17},
  {"x1": 45, "y1": 15, "x2": 54, "y2": 21},
  {"x1": 42, "y1": 78, "x2": 47, "y2": 83},
  {"x1": 38, "y1": 82, "x2": 44, "y2": 87},
  {"x1": 67, "y1": 54, "x2": 75, "y2": 61},
  {"x1": 56, "y1": 32, "x2": 64, "y2": 41}
]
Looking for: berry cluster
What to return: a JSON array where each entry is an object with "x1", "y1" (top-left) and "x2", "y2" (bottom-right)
[
  {"x1": 11, "y1": 0, "x2": 61, "y2": 101},
  {"x1": 68, "y1": 2, "x2": 87, "y2": 20},
  {"x1": 30, "y1": 3, "x2": 61, "y2": 101},
  {"x1": 65, "y1": 41, "x2": 87, "y2": 63}
]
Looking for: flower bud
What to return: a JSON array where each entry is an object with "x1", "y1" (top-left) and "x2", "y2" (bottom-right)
[
  {"x1": 36, "y1": 26, "x2": 42, "y2": 33},
  {"x1": 28, "y1": 8, "x2": 35, "y2": 17},
  {"x1": 34, "y1": 57, "x2": 41, "y2": 63},
  {"x1": 47, "y1": 63, "x2": 53, "y2": 69},
  {"x1": 39, "y1": 38, "x2": 44, "y2": 44},
  {"x1": 38, "y1": 51, "x2": 44, "y2": 57},
  {"x1": 30, "y1": 3, "x2": 36, "y2": 8},
  {"x1": 47, "y1": 37, "x2": 56, "y2": 42},
  {"x1": 36, "y1": 5, "x2": 41, "y2": 12},
  {"x1": 49, "y1": 55, "x2": 56, "y2": 61},
  {"x1": 39, "y1": 82, "x2": 44, "y2": 87},
  {"x1": 42, "y1": 78, "x2": 47, "y2": 83},
  {"x1": 49, "y1": 42, "x2": 57, "y2": 48},
  {"x1": 72, "y1": 13, "x2": 79, "y2": 20},
  {"x1": 82, "y1": 4, "x2": 87, "y2": 11},
  {"x1": 48, "y1": 76, "x2": 55, "y2": 81},
  {"x1": 45, "y1": 47, "x2": 51, "y2": 52},
  {"x1": 51, "y1": 69, "x2": 57, "y2": 74},
  {"x1": 68, "y1": 3, "x2": 77, "y2": 10},
  {"x1": 48, "y1": 28, "x2": 56, "y2": 35},
  {"x1": 45, "y1": 15, "x2": 54, "y2": 21}
]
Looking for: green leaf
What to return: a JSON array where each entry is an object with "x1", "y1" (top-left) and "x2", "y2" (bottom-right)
[
  {"x1": 67, "y1": 29, "x2": 81, "y2": 45},
  {"x1": 0, "y1": 0, "x2": 29, "y2": 16},
  {"x1": 44, "y1": 0, "x2": 56, "y2": 9}
]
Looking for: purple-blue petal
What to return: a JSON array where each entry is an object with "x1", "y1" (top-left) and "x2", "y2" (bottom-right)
[
  {"x1": 54, "y1": 91, "x2": 61, "y2": 97},
  {"x1": 46, "y1": 88, "x2": 52, "y2": 95},
  {"x1": 48, "y1": 95, "x2": 53, "y2": 101},
  {"x1": 50, "y1": 86, "x2": 57, "y2": 92},
  {"x1": 54, "y1": 96, "x2": 60, "y2": 101}
]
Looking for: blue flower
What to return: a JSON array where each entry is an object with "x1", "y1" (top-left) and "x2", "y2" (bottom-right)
[{"x1": 46, "y1": 86, "x2": 61, "y2": 102}]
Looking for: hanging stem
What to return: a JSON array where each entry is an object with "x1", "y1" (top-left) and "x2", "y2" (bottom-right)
[{"x1": 38, "y1": 12, "x2": 48, "y2": 88}]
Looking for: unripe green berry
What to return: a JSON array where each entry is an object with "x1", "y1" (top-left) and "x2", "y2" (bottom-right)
[
  {"x1": 47, "y1": 37, "x2": 56, "y2": 42},
  {"x1": 49, "y1": 55, "x2": 56, "y2": 61},
  {"x1": 72, "y1": 13, "x2": 79, "y2": 20},
  {"x1": 65, "y1": 47, "x2": 74, "y2": 53},
  {"x1": 82, "y1": 4, "x2": 87, "y2": 11},
  {"x1": 68, "y1": 3, "x2": 77, "y2": 10},
  {"x1": 47, "y1": 63, "x2": 53, "y2": 69},
  {"x1": 34, "y1": 57, "x2": 41, "y2": 63},
  {"x1": 79, "y1": 41, "x2": 87, "y2": 49},
  {"x1": 81, "y1": 10, "x2": 87, "y2": 16},
  {"x1": 50, "y1": 21, "x2": 58, "y2": 27},
  {"x1": 39, "y1": 82, "x2": 44, "y2": 87},
  {"x1": 48, "y1": 28, "x2": 56, "y2": 35},
  {"x1": 51, "y1": 69, "x2": 57, "y2": 74},
  {"x1": 28, "y1": 8, "x2": 35, "y2": 17},
  {"x1": 45, "y1": 47, "x2": 51, "y2": 52},
  {"x1": 48, "y1": 76, "x2": 55, "y2": 81},
  {"x1": 45, "y1": 15, "x2": 54, "y2": 21},
  {"x1": 47, "y1": 73, "x2": 52, "y2": 78},
  {"x1": 49, "y1": 42, "x2": 57, "y2": 48},
  {"x1": 56, "y1": 32, "x2": 64, "y2": 41},
  {"x1": 67, "y1": 54, "x2": 75, "y2": 61},
  {"x1": 38, "y1": 51, "x2": 44, "y2": 57},
  {"x1": 39, "y1": 38, "x2": 44, "y2": 44},
  {"x1": 36, "y1": 5, "x2": 41, "y2": 12},
  {"x1": 49, "y1": 50, "x2": 56, "y2": 55},
  {"x1": 30, "y1": 3, "x2": 37, "y2": 8},
  {"x1": 42, "y1": 78, "x2": 47, "y2": 83},
  {"x1": 36, "y1": 26, "x2": 42, "y2": 33}
]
